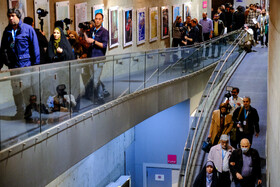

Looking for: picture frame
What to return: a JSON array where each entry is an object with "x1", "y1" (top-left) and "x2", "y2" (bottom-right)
[
  {"x1": 123, "y1": 8, "x2": 133, "y2": 47},
  {"x1": 161, "y1": 6, "x2": 169, "y2": 39},
  {"x1": 172, "y1": 4, "x2": 181, "y2": 23},
  {"x1": 75, "y1": 2, "x2": 87, "y2": 32},
  {"x1": 56, "y1": 1, "x2": 70, "y2": 21},
  {"x1": 149, "y1": 7, "x2": 158, "y2": 42},
  {"x1": 9, "y1": 0, "x2": 27, "y2": 19},
  {"x1": 183, "y1": 3, "x2": 191, "y2": 22},
  {"x1": 137, "y1": 8, "x2": 146, "y2": 45},
  {"x1": 92, "y1": 4, "x2": 104, "y2": 21},
  {"x1": 109, "y1": 6, "x2": 119, "y2": 48}
]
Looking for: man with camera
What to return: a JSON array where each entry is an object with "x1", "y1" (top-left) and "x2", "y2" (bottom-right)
[
  {"x1": 0, "y1": 8, "x2": 40, "y2": 118},
  {"x1": 83, "y1": 13, "x2": 109, "y2": 104},
  {"x1": 224, "y1": 87, "x2": 243, "y2": 115}
]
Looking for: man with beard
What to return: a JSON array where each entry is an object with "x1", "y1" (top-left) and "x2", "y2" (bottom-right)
[
  {"x1": 208, "y1": 135, "x2": 234, "y2": 187},
  {"x1": 208, "y1": 103, "x2": 233, "y2": 146},
  {"x1": 232, "y1": 96, "x2": 260, "y2": 145},
  {"x1": 0, "y1": 8, "x2": 40, "y2": 118},
  {"x1": 210, "y1": 13, "x2": 224, "y2": 58}
]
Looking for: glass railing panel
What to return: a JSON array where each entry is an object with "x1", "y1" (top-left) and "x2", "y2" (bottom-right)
[
  {"x1": 39, "y1": 63, "x2": 71, "y2": 130},
  {"x1": 158, "y1": 48, "x2": 181, "y2": 83},
  {"x1": 129, "y1": 52, "x2": 146, "y2": 93},
  {"x1": 145, "y1": 50, "x2": 159, "y2": 88},
  {"x1": 113, "y1": 54, "x2": 131, "y2": 99},
  {"x1": 0, "y1": 67, "x2": 40, "y2": 149}
]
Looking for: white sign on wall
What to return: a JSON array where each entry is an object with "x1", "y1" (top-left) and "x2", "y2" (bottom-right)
[
  {"x1": 75, "y1": 2, "x2": 87, "y2": 32},
  {"x1": 155, "y1": 174, "x2": 165, "y2": 181}
]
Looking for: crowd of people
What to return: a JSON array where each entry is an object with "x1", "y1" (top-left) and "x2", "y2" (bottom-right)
[
  {"x1": 173, "y1": 3, "x2": 269, "y2": 50},
  {"x1": 0, "y1": 4, "x2": 269, "y2": 121},
  {"x1": 0, "y1": 8, "x2": 109, "y2": 120},
  {"x1": 194, "y1": 87, "x2": 262, "y2": 187}
]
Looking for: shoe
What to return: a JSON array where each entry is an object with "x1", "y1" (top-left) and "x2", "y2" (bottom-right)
[
  {"x1": 94, "y1": 97, "x2": 105, "y2": 105},
  {"x1": 209, "y1": 55, "x2": 215, "y2": 59},
  {"x1": 103, "y1": 90, "x2": 110, "y2": 98},
  {"x1": 261, "y1": 45, "x2": 264, "y2": 48},
  {"x1": 256, "y1": 41, "x2": 259, "y2": 44}
]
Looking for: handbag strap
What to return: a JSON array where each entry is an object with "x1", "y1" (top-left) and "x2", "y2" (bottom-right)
[{"x1": 237, "y1": 106, "x2": 243, "y2": 122}]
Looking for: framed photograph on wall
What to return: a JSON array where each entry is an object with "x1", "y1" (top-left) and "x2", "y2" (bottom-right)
[
  {"x1": 109, "y1": 6, "x2": 119, "y2": 48},
  {"x1": 161, "y1": 6, "x2": 169, "y2": 39},
  {"x1": 92, "y1": 4, "x2": 104, "y2": 20},
  {"x1": 172, "y1": 4, "x2": 181, "y2": 23},
  {"x1": 9, "y1": 0, "x2": 27, "y2": 19},
  {"x1": 149, "y1": 7, "x2": 158, "y2": 42},
  {"x1": 137, "y1": 8, "x2": 146, "y2": 45},
  {"x1": 56, "y1": 1, "x2": 70, "y2": 21},
  {"x1": 123, "y1": 8, "x2": 133, "y2": 47},
  {"x1": 183, "y1": 3, "x2": 191, "y2": 22},
  {"x1": 75, "y1": 2, "x2": 87, "y2": 32}
]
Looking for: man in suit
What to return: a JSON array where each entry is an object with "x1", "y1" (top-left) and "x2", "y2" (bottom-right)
[{"x1": 208, "y1": 134, "x2": 234, "y2": 187}]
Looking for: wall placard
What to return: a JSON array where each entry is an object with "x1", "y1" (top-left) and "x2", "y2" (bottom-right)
[
  {"x1": 109, "y1": 6, "x2": 119, "y2": 48},
  {"x1": 56, "y1": 1, "x2": 70, "y2": 21},
  {"x1": 149, "y1": 7, "x2": 158, "y2": 42},
  {"x1": 9, "y1": 0, "x2": 27, "y2": 19},
  {"x1": 183, "y1": 3, "x2": 191, "y2": 22},
  {"x1": 92, "y1": 4, "x2": 104, "y2": 20},
  {"x1": 75, "y1": 2, "x2": 87, "y2": 32},
  {"x1": 172, "y1": 5, "x2": 181, "y2": 23},
  {"x1": 123, "y1": 8, "x2": 133, "y2": 47},
  {"x1": 161, "y1": 6, "x2": 169, "y2": 39},
  {"x1": 137, "y1": 8, "x2": 146, "y2": 45}
]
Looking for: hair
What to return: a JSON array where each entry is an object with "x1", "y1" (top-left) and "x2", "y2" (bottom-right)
[
  {"x1": 191, "y1": 19, "x2": 197, "y2": 24},
  {"x1": 7, "y1": 8, "x2": 22, "y2": 19},
  {"x1": 219, "y1": 103, "x2": 228, "y2": 109},
  {"x1": 95, "y1": 13, "x2": 104, "y2": 19},
  {"x1": 55, "y1": 20, "x2": 64, "y2": 30},
  {"x1": 23, "y1": 17, "x2": 33, "y2": 26},
  {"x1": 232, "y1": 87, "x2": 239, "y2": 93},
  {"x1": 243, "y1": 96, "x2": 251, "y2": 102}
]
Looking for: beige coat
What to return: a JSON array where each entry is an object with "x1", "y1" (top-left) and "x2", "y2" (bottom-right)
[{"x1": 209, "y1": 110, "x2": 233, "y2": 144}]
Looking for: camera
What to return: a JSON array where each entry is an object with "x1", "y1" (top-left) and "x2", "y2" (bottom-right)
[
  {"x1": 224, "y1": 86, "x2": 232, "y2": 99},
  {"x1": 63, "y1": 18, "x2": 73, "y2": 25},
  {"x1": 78, "y1": 22, "x2": 91, "y2": 30},
  {"x1": 36, "y1": 8, "x2": 48, "y2": 18}
]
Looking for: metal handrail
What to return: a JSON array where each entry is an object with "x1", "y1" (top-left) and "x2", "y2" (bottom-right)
[{"x1": 178, "y1": 30, "x2": 246, "y2": 187}]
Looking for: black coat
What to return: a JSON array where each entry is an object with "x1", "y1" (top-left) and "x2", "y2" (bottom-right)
[
  {"x1": 193, "y1": 161, "x2": 219, "y2": 187},
  {"x1": 232, "y1": 11, "x2": 245, "y2": 30},
  {"x1": 232, "y1": 106, "x2": 260, "y2": 135},
  {"x1": 229, "y1": 148, "x2": 262, "y2": 181},
  {"x1": 47, "y1": 27, "x2": 74, "y2": 63}
]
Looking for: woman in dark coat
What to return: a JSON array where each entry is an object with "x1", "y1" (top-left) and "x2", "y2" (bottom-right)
[
  {"x1": 47, "y1": 27, "x2": 74, "y2": 62},
  {"x1": 193, "y1": 161, "x2": 218, "y2": 187}
]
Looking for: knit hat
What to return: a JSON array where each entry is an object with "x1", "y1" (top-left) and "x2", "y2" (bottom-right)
[{"x1": 206, "y1": 161, "x2": 214, "y2": 167}]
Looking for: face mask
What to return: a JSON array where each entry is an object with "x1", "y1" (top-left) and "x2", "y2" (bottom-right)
[
  {"x1": 69, "y1": 39, "x2": 75, "y2": 45},
  {"x1": 241, "y1": 147, "x2": 249, "y2": 153},
  {"x1": 262, "y1": 13, "x2": 266, "y2": 16}
]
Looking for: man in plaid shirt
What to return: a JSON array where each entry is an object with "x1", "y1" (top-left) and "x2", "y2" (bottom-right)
[{"x1": 246, "y1": 4, "x2": 260, "y2": 43}]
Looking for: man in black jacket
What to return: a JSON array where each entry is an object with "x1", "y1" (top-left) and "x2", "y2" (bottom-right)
[
  {"x1": 229, "y1": 138, "x2": 262, "y2": 187},
  {"x1": 232, "y1": 96, "x2": 260, "y2": 145},
  {"x1": 210, "y1": 13, "x2": 224, "y2": 58}
]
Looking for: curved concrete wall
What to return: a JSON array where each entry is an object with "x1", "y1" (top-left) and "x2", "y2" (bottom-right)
[
  {"x1": 267, "y1": 0, "x2": 280, "y2": 186},
  {"x1": 0, "y1": 64, "x2": 215, "y2": 187}
]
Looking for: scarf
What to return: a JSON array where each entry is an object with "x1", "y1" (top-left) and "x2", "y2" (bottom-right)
[
  {"x1": 53, "y1": 28, "x2": 61, "y2": 54},
  {"x1": 206, "y1": 172, "x2": 213, "y2": 187}
]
